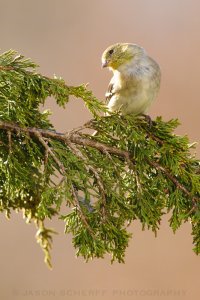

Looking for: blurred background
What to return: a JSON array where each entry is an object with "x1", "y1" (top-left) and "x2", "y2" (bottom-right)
[{"x1": 0, "y1": 0, "x2": 200, "y2": 299}]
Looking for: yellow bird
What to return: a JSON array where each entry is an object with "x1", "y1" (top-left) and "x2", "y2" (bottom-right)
[{"x1": 101, "y1": 43, "x2": 161, "y2": 116}]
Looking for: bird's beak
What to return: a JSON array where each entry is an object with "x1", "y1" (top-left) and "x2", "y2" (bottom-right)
[{"x1": 102, "y1": 60, "x2": 108, "y2": 68}]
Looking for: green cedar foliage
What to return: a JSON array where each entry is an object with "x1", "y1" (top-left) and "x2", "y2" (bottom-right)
[{"x1": 0, "y1": 50, "x2": 199, "y2": 268}]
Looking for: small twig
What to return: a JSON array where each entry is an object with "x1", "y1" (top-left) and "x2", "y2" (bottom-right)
[
  {"x1": 67, "y1": 141, "x2": 107, "y2": 218},
  {"x1": 66, "y1": 121, "x2": 93, "y2": 135},
  {"x1": 0, "y1": 66, "x2": 14, "y2": 71},
  {"x1": 101, "y1": 148, "x2": 121, "y2": 179},
  {"x1": 7, "y1": 130, "x2": 12, "y2": 154},
  {"x1": 34, "y1": 132, "x2": 66, "y2": 175},
  {"x1": 71, "y1": 184, "x2": 95, "y2": 237},
  {"x1": 149, "y1": 160, "x2": 198, "y2": 209},
  {"x1": 146, "y1": 130, "x2": 164, "y2": 145},
  {"x1": 44, "y1": 148, "x2": 49, "y2": 167},
  {"x1": 35, "y1": 133, "x2": 66, "y2": 186}
]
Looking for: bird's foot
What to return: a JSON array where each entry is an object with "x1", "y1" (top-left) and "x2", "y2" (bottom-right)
[{"x1": 141, "y1": 114, "x2": 153, "y2": 128}]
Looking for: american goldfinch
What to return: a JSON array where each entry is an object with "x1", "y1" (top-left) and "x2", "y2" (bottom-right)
[{"x1": 101, "y1": 43, "x2": 161, "y2": 115}]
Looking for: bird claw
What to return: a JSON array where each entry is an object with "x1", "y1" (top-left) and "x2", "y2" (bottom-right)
[{"x1": 142, "y1": 114, "x2": 153, "y2": 127}]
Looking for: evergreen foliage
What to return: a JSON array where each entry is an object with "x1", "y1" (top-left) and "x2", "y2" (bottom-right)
[{"x1": 0, "y1": 50, "x2": 199, "y2": 268}]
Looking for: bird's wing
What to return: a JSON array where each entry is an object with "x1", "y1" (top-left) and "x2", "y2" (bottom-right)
[{"x1": 105, "y1": 80, "x2": 115, "y2": 104}]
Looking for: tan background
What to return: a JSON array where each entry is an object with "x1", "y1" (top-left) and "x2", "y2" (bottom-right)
[{"x1": 0, "y1": 0, "x2": 200, "y2": 299}]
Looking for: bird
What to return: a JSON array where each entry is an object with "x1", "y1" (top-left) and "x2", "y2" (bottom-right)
[{"x1": 101, "y1": 43, "x2": 161, "y2": 116}]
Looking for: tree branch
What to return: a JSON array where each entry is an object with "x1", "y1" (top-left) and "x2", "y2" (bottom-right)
[{"x1": 0, "y1": 120, "x2": 199, "y2": 210}]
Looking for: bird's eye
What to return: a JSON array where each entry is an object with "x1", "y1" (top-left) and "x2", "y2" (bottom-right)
[{"x1": 108, "y1": 49, "x2": 114, "y2": 55}]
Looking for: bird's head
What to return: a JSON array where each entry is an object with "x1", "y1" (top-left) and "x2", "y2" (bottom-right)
[{"x1": 101, "y1": 43, "x2": 145, "y2": 70}]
